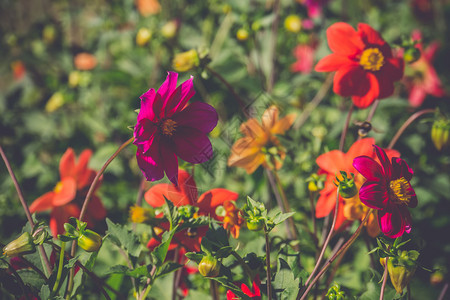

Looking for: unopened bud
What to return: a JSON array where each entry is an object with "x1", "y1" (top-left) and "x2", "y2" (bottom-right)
[
  {"x1": 172, "y1": 49, "x2": 199, "y2": 72},
  {"x1": 3, "y1": 232, "x2": 36, "y2": 257},
  {"x1": 334, "y1": 171, "x2": 357, "y2": 199},
  {"x1": 198, "y1": 255, "x2": 221, "y2": 277},
  {"x1": 129, "y1": 205, "x2": 155, "y2": 223},
  {"x1": 431, "y1": 118, "x2": 450, "y2": 151},
  {"x1": 136, "y1": 28, "x2": 152, "y2": 46},
  {"x1": 236, "y1": 28, "x2": 249, "y2": 41},
  {"x1": 284, "y1": 15, "x2": 302, "y2": 33},
  {"x1": 387, "y1": 250, "x2": 419, "y2": 294},
  {"x1": 403, "y1": 47, "x2": 421, "y2": 64},
  {"x1": 77, "y1": 230, "x2": 102, "y2": 252}
]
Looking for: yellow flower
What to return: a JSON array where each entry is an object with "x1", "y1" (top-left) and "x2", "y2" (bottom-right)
[
  {"x1": 228, "y1": 106, "x2": 296, "y2": 174},
  {"x1": 284, "y1": 15, "x2": 302, "y2": 33},
  {"x1": 129, "y1": 205, "x2": 155, "y2": 223}
]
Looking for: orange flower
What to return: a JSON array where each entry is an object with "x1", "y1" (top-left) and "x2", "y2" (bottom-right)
[
  {"x1": 29, "y1": 148, "x2": 106, "y2": 237},
  {"x1": 11, "y1": 60, "x2": 26, "y2": 80},
  {"x1": 222, "y1": 201, "x2": 244, "y2": 238},
  {"x1": 74, "y1": 53, "x2": 97, "y2": 71},
  {"x1": 315, "y1": 138, "x2": 399, "y2": 236},
  {"x1": 136, "y1": 0, "x2": 161, "y2": 17},
  {"x1": 228, "y1": 106, "x2": 296, "y2": 174}
]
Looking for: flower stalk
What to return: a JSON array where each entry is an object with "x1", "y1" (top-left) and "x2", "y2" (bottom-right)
[{"x1": 264, "y1": 225, "x2": 273, "y2": 300}]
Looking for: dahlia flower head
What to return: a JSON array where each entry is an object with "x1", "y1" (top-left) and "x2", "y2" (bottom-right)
[{"x1": 133, "y1": 72, "x2": 218, "y2": 185}]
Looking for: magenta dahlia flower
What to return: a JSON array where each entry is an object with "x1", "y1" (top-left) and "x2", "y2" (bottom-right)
[
  {"x1": 352, "y1": 145, "x2": 417, "y2": 238},
  {"x1": 133, "y1": 72, "x2": 218, "y2": 185}
]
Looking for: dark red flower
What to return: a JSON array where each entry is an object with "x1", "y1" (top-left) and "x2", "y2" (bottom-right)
[
  {"x1": 353, "y1": 145, "x2": 417, "y2": 238},
  {"x1": 315, "y1": 22, "x2": 404, "y2": 108},
  {"x1": 134, "y1": 72, "x2": 218, "y2": 185}
]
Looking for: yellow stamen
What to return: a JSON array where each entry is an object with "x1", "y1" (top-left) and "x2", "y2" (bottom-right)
[
  {"x1": 360, "y1": 48, "x2": 384, "y2": 71},
  {"x1": 54, "y1": 181, "x2": 64, "y2": 193},
  {"x1": 161, "y1": 119, "x2": 177, "y2": 136},
  {"x1": 389, "y1": 177, "x2": 413, "y2": 205}
]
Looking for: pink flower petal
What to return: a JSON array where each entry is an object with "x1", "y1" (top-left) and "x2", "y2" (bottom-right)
[
  {"x1": 138, "y1": 88, "x2": 157, "y2": 121},
  {"x1": 172, "y1": 102, "x2": 218, "y2": 133},
  {"x1": 373, "y1": 145, "x2": 392, "y2": 179},
  {"x1": 359, "y1": 181, "x2": 388, "y2": 209},
  {"x1": 156, "y1": 72, "x2": 178, "y2": 114},
  {"x1": 173, "y1": 128, "x2": 213, "y2": 164},
  {"x1": 133, "y1": 119, "x2": 157, "y2": 153},
  {"x1": 353, "y1": 156, "x2": 383, "y2": 181},
  {"x1": 160, "y1": 140, "x2": 179, "y2": 185},
  {"x1": 164, "y1": 76, "x2": 195, "y2": 116},
  {"x1": 391, "y1": 157, "x2": 414, "y2": 181},
  {"x1": 136, "y1": 143, "x2": 164, "y2": 182},
  {"x1": 378, "y1": 206, "x2": 405, "y2": 238}
]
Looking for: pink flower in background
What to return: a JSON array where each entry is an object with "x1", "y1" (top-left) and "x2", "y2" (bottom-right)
[
  {"x1": 291, "y1": 43, "x2": 316, "y2": 74},
  {"x1": 134, "y1": 72, "x2": 218, "y2": 185},
  {"x1": 405, "y1": 30, "x2": 445, "y2": 107},
  {"x1": 297, "y1": 0, "x2": 330, "y2": 18},
  {"x1": 353, "y1": 145, "x2": 418, "y2": 238}
]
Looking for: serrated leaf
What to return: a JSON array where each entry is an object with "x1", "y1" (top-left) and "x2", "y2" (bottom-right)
[
  {"x1": 273, "y1": 258, "x2": 300, "y2": 299},
  {"x1": 151, "y1": 226, "x2": 178, "y2": 266},
  {"x1": 216, "y1": 246, "x2": 233, "y2": 259},
  {"x1": 107, "y1": 264, "x2": 152, "y2": 278},
  {"x1": 204, "y1": 223, "x2": 229, "y2": 250},
  {"x1": 105, "y1": 218, "x2": 142, "y2": 257},
  {"x1": 272, "y1": 212, "x2": 295, "y2": 226}
]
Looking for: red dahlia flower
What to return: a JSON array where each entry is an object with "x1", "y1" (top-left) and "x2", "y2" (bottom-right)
[
  {"x1": 145, "y1": 169, "x2": 238, "y2": 252},
  {"x1": 315, "y1": 22, "x2": 404, "y2": 108},
  {"x1": 29, "y1": 148, "x2": 106, "y2": 237},
  {"x1": 353, "y1": 145, "x2": 417, "y2": 238},
  {"x1": 134, "y1": 72, "x2": 218, "y2": 185}
]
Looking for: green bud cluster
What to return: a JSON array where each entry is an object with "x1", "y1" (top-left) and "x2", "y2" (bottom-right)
[
  {"x1": 58, "y1": 218, "x2": 102, "y2": 252},
  {"x1": 333, "y1": 171, "x2": 357, "y2": 199}
]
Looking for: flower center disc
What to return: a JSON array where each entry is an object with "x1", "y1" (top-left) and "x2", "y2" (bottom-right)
[
  {"x1": 389, "y1": 177, "x2": 413, "y2": 205},
  {"x1": 54, "y1": 181, "x2": 64, "y2": 193},
  {"x1": 360, "y1": 48, "x2": 384, "y2": 71},
  {"x1": 161, "y1": 119, "x2": 177, "y2": 136}
]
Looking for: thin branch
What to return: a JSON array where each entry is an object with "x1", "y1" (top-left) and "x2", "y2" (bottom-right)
[
  {"x1": 339, "y1": 104, "x2": 354, "y2": 151},
  {"x1": 380, "y1": 260, "x2": 388, "y2": 300},
  {"x1": 264, "y1": 225, "x2": 273, "y2": 300},
  {"x1": 267, "y1": 0, "x2": 281, "y2": 93},
  {"x1": 388, "y1": 109, "x2": 435, "y2": 149},
  {"x1": 0, "y1": 145, "x2": 52, "y2": 276}
]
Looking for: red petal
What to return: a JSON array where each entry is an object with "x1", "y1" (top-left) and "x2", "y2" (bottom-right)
[
  {"x1": 346, "y1": 138, "x2": 375, "y2": 169},
  {"x1": 315, "y1": 181, "x2": 338, "y2": 218},
  {"x1": 358, "y1": 181, "x2": 388, "y2": 209},
  {"x1": 315, "y1": 54, "x2": 354, "y2": 72},
  {"x1": 316, "y1": 150, "x2": 346, "y2": 174},
  {"x1": 333, "y1": 65, "x2": 372, "y2": 99},
  {"x1": 357, "y1": 23, "x2": 385, "y2": 47},
  {"x1": 29, "y1": 192, "x2": 55, "y2": 212},
  {"x1": 173, "y1": 128, "x2": 213, "y2": 164},
  {"x1": 327, "y1": 22, "x2": 364, "y2": 56},
  {"x1": 59, "y1": 148, "x2": 75, "y2": 179},
  {"x1": 351, "y1": 72, "x2": 379, "y2": 108},
  {"x1": 196, "y1": 189, "x2": 239, "y2": 217},
  {"x1": 159, "y1": 139, "x2": 179, "y2": 186},
  {"x1": 87, "y1": 195, "x2": 106, "y2": 220},
  {"x1": 53, "y1": 178, "x2": 77, "y2": 206},
  {"x1": 172, "y1": 102, "x2": 218, "y2": 133},
  {"x1": 50, "y1": 204, "x2": 80, "y2": 237},
  {"x1": 136, "y1": 136, "x2": 165, "y2": 182}
]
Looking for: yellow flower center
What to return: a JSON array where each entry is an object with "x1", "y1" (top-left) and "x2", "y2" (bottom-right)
[
  {"x1": 359, "y1": 48, "x2": 384, "y2": 71},
  {"x1": 53, "y1": 181, "x2": 64, "y2": 193},
  {"x1": 160, "y1": 119, "x2": 177, "y2": 136},
  {"x1": 389, "y1": 177, "x2": 413, "y2": 205},
  {"x1": 129, "y1": 206, "x2": 154, "y2": 223}
]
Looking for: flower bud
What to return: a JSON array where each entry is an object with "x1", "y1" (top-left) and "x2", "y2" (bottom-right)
[
  {"x1": 325, "y1": 282, "x2": 346, "y2": 300},
  {"x1": 3, "y1": 232, "x2": 36, "y2": 257},
  {"x1": 129, "y1": 205, "x2": 155, "y2": 223},
  {"x1": 77, "y1": 229, "x2": 102, "y2": 252},
  {"x1": 333, "y1": 171, "x2": 357, "y2": 199},
  {"x1": 236, "y1": 28, "x2": 249, "y2": 41},
  {"x1": 198, "y1": 255, "x2": 221, "y2": 277},
  {"x1": 246, "y1": 219, "x2": 264, "y2": 231},
  {"x1": 284, "y1": 15, "x2": 302, "y2": 33},
  {"x1": 386, "y1": 250, "x2": 418, "y2": 294},
  {"x1": 172, "y1": 49, "x2": 199, "y2": 72},
  {"x1": 403, "y1": 47, "x2": 421, "y2": 64},
  {"x1": 161, "y1": 20, "x2": 178, "y2": 39},
  {"x1": 136, "y1": 28, "x2": 152, "y2": 46},
  {"x1": 431, "y1": 118, "x2": 450, "y2": 151},
  {"x1": 45, "y1": 92, "x2": 65, "y2": 113}
]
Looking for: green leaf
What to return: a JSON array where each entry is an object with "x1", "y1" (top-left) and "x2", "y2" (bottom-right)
[
  {"x1": 16, "y1": 269, "x2": 46, "y2": 290},
  {"x1": 273, "y1": 258, "x2": 300, "y2": 300},
  {"x1": 215, "y1": 246, "x2": 233, "y2": 259},
  {"x1": 39, "y1": 285, "x2": 51, "y2": 299},
  {"x1": 163, "y1": 196, "x2": 177, "y2": 230},
  {"x1": 185, "y1": 252, "x2": 204, "y2": 263},
  {"x1": 105, "y1": 218, "x2": 142, "y2": 257},
  {"x1": 156, "y1": 262, "x2": 183, "y2": 278},
  {"x1": 204, "y1": 223, "x2": 229, "y2": 250},
  {"x1": 107, "y1": 264, "x2": 152, "y2": 278},
  {"x1": 151, "y1": 225, "x2": 178, "y2": 266},
  {"x1": 272, "y1": 212, "x2": 295, "y2": 226}
]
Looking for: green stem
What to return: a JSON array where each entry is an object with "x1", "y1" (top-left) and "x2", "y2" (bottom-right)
[
  {"x1": 297, "y1": 209, "x2": 373, "y2": 300},
  {"x1": 0, "y1": 145, "x2": 52, "y2": 277},
  {"x1": 380, "y1": 259, "x2": 388, "y2": 300},
  {"x1": 264, "y1": 225, "x2": 273, "y2": 300},
  {"x1": 52, "y1": 241, "x2": 65, "y2": 295},
  {"x1": 68, "y1": 137, "x2": 133, "y2": 297},
  {"x1": 388, "y1": 108, "x2": 435, "y2": 149},
  {"x1": 302, "y1": 188, "x2": 340, "y2": 289},
  {"x1": 267, "y1": 0, "x2": 281, "y2": 93}
]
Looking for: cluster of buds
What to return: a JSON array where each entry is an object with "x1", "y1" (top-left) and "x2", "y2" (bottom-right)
[
  {"x1": 400, "y1": 35, "x2": 421, "y2": 64},
  {"x1": 325, "y1": 283, "x2": 346, "y2": 300},
  {"x1": 333, "y1": 171, "x2": 357, "y2": 199},
  {"x1": 241, "y1": 197, "x2": 266, "y2": 231},
  {"x1": 306, "y1": 173, "x2": 326, "y2": 192},
  {"x1": 59, "y1": 218, "x2": 102, "y2": 252},
  {"x1": 371, "y1": 237, "x2": 420, "y2": 295}
]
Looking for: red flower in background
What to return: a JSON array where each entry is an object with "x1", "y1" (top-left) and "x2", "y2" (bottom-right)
[
  {"x1": 404, "y1": 30, "x2": 445, "y2": 107},
  {"x1": 134, "y1": 72, "x2": 218, "y2": 185},
  {"x1": 315, "y1": 22, "x2": 404, "y2": 108},
  {"x1": 291, "y1": 43, "x2": 317, "y2": 74},
  {"x1": 315, "y1": 138, "x2": 399, "y2": 235},
  {"x1": 227, "y1": 275, "x2": 261, "y2": 300},
  {"x1": 29, "y1": 148, "x2": 106, "y2": 237},
  {"x1": 353, "y1": 145, "x2": 417, "y2": 238},
  {"x1": 145, "y1": 169, "x2": 238, "y2": 252}
]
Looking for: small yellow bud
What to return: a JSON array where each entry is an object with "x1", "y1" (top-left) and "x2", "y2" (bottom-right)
[
  {"x1": 45, "y1": 92, "x2": 65, "y2": 113},
  {"x1": 3, "y1": 232, "x2": 36, "y2": 257},
  {"x1": 129, "y1": 205, "x2": 155, "y2": 223},
  {"x1": 172, "y1": 49, "x2": 199, "y2": 72},
  {"x1": 236, "y1": 28, "x2": 249, "y2": 41},
  {"x1": 284, "y1": 15, "x2": 302, "y2": 33},
  {"x1": 161, "y1": 20, "x2": 178, "y2": 39},
  {"x1": 136, "y1": 28, "x2": 152, "y2": 46},
  {"x1": 198, "y1": 255, "x2": 221, "y2": 277},
  {"x1": 77, "y1": 229, "x2": 102, "y2": 252}
]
